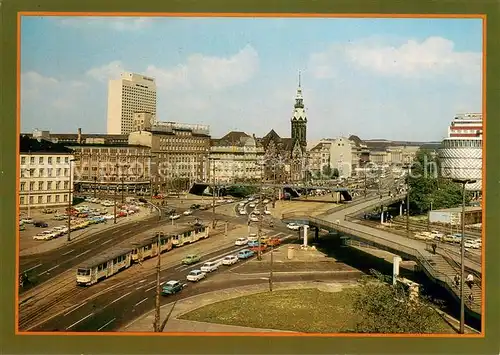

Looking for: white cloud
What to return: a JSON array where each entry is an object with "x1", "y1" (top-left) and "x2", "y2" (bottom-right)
[
  {"x1": 145, "y1": 44, "x2": 259, "y2": 91},
  {"x1": 86, "y1": 61, "x2": 126, "y2": 82},
  {"x1": 56, "y1": 17, "x2": 153, "y2": 31},
  {"x1": 308, "y1": 36, "x2": 482, "y2": 84}
]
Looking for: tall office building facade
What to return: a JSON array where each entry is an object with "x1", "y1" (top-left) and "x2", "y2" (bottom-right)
[{"x1": 107, "y1": 72, "x2": 157, "y2": 135}]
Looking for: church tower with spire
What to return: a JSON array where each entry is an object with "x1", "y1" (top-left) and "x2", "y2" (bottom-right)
[{"x1": 291, "y1": 71, "x2": 307, "y2": 152}]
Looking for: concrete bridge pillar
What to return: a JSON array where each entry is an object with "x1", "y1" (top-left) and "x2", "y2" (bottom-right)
[
  {"x1": 380, "y1": 209, "x2": 384, "y2": 224},
  {"x1": 314, "y1": 227, "x2": 319, "y2": 240},
  {"x1": 302, "y1": 224, "x2": 309, "y2": 247},
  {"x1": 393, "y1": 256, "x2": 402, "y2": 286},
  {"x1": 399, "y1": 203, "x2": 403, "y2": 216}
]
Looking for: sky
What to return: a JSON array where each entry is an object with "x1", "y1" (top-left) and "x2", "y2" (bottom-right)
[{"x1": 20, "y1": 16, "x2": 483, "y2": 142}]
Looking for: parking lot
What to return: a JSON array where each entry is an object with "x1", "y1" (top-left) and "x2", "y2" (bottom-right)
[{"x1": 19, "y1": 199, "x2": 151, "y2": 256}]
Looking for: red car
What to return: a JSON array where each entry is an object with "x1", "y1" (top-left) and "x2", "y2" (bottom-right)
[
  {"x1": 267, "y1": 237, "x2": 281, "y2": 247},
  {"x1": 250, "y1": 245, "x2": 267, "y2": 253}
]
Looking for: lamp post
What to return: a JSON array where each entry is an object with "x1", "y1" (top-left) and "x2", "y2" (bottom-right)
[
  {"x1": 405, "y1": 166, "x2": 411, "y2": 240},
  {"x1": 209, "y1": 158, "x2": 219, "y2": 229},
  {"x1": 452, "y1": 178, "x2": 476, "y2": 334},
  {"x1": 67, "y1": 158, "x2": 77, "y2": 242},
  {"x1": 257, "y1": 162, "x2": 265, "y2": 261},
  {"x1": 21, "y1": 167, "x2": 32, "y2": 219}
]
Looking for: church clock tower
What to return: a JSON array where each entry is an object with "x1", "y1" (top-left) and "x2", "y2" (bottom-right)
[{"x1": 291, "y1": 71, "x2": 307, "y2": 151}]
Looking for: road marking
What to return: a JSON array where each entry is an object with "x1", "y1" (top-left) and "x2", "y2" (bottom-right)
[
  {"x1": 73, "y1": 249, "x2": 91, "y2": 259},
  {"x1": 101, "y1": 239, "x2": 112, "y2": 245},
  {"x1": 145, "y1": 285, "x2": 156, "y2": 292},
  {"x1": 123, "y1": 231, "x2": 133, "y2": 236},
  {"x1": 136, "y1": 286, "x2": 144, "y2": 290},
  {"x1": 111, "y1": 230, "x2": 120, "y2": 235},
  {"x1": 66, "y1": 312, "x2": 94, "y2": 330},
  {"x1": 37, "y1": 265, "x2": 58, "y2": 277},
  {"x1": 139, "y1": 279, "x2": 146, "y2": 283},
  {"x1": 23, "y1": 263, "x2": 43, "y2": 273},
  {"x1": 97, "y1": 318, "x2": 116, "y2": 331},
  {"x1": 108, "y1": 291, "x2": 132, "y2": 306},
  {"x1": 64, "y1": 302, "x2": 87, "y2": 316},
  {"x1": 134, "y1": 297, "x2": 148, "y2": 307},
  {"x1": 177, "y1": 247, "x2": 247, "y2": 272},
  {"x1": 62, "y1": 249, "x2": 74, "y2": 256}
]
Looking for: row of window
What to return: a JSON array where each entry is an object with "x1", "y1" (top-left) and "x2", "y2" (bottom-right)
[
  {"x1": 21, "y1": 168, "x2": 69, "y2": 178},
  {"x1": 20, "y1": 156, "x2": 70, "y2": 165},
  {"x1": 443, "y1": 140, "x2": 482, "y2": 148},
  {"x1": 20, "y1": 193, "x2": 68, "y2": 205},
  {"x1": 78, "y1": 148, "x2": 150, "y2": 155},
  {"x1": 20, "y1": 180, "x2": 69, "y2": 191}
]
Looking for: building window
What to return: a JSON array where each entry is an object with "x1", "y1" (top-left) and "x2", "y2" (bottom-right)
[
  {"x1": 47, "y1": 181, "x2": 52, "y2": 190},
  {"x1": 64, "y1": 194, "x2": 68, "y2": 202},
  {"x1": 56, "y1": 195, "x2": 60, "y2": 202},
  {"x1": 30, "y1": 182, "x2": 35, "y2": 190},
  {"x1": 39, "y1": 157, "x2": 44, "y2": 164},
  {"x1": 56, "y1": 168, "x2": 61, "y2": 176},
  {"x1": 21, "y1": 157, "x2": 26, "y2": 165},
  {"x1": 39, "y1": 168, "x2": 44, "y2": 177},
  {"x1": 29, "y1": 196, "x2": 34, "y2": 204},
  {"x1": 48, "y1": 157, "x2": 53, "y2": 164},
  {"x1": 48, "y1": 168, "x2": 52, "y2": 177},
  {"x1": 38, "y1": 181, "x2": 44, "y2": 190},
  {"x1": 47, "y1": 195, "x2": 51, "y2": 203},
  {"x1": 56, "y1": 157, "x2": 61, "y2": 164},
  {"x1": 56, "y1": 181, "x2": 61, "y2": 190},
  {"x1": 65, "y1": 157, "x2": 69, "y2": 163},
  {"x1": 30, "y1": 157, "x2": 35, "y2": 164},
  {"x1": 64, "y1": 181, "x2": 69, "y2": 189},
  {"x1": 20, "y1": 196, "x2": 25, "y2": 205},
  {"x1": 37, "y1": 196, "x2": 43, "y2": 204},
  {"x1": 20, "y1": 182, "x2": 25, "y2": 191}
]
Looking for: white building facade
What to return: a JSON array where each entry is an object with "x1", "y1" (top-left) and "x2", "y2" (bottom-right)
[
  {"x1": 20, "y1": 149, "x2": 75, "y2": 211},
  {"x1": 439, "y1": 113, "x2": 483, "y2": 192},
  {"x1": 329, "y1": 137, "x2": 353, "y2": 178},
  {"x1": 209, "y1": 132, "x2": 265, "y2": 184},
  {"x1": 107, "y1": 72, "x2": 157, "y2": 135}
]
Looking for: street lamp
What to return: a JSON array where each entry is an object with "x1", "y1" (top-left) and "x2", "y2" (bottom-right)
[
  {"x1": 452, "y1": 178, "x2": 477, "y2": 335},
  {"x1": 67, "y1": 158, "x2": 78, "y2": 242},
  {"x1": 209, "y1": 157, "x2": 220, "y2": 229},
  {"x1": 257, "y1": 162, "x2": 266, "y2": 261},
  {"x1": 21, "y1": 168, "x2": 32, "y2": 219}
]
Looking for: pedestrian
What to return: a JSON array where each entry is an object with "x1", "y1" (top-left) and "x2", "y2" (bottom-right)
[
  {"x1": 466, "y1": 274, "x2": 474, "y2": 288},
  {"x1": 468, "y1": 293, "x2": 474, "y2": 303},
  {"x1": 453, "y1": 274, "x2": 459, "y2": 288},
  {"x1": 431, "y1": 242, "x2": 437, "y2": 254}
]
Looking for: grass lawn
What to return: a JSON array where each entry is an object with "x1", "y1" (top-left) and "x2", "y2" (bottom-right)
[{"x1": 180, "y1": 288, "x2": 457, "y2": 333}]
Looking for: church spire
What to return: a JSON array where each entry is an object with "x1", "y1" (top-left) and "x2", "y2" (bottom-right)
[
  {"x1": 298, "y1": 70, "x2": 301, "y2": 88},
  {"x1": 294, "y1": 71, "x2": 304, "y2": 110}
]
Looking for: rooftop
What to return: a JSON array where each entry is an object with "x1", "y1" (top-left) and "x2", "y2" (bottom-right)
[{"x1": 19, "y1": 136, "x2": 74, "y2": 154}]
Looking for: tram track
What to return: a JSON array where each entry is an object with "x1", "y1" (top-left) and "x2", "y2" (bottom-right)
[{"x1": 18, "y1": 222, "x2": 248, "y2": 331}]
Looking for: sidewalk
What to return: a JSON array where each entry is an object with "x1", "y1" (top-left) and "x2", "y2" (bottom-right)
[
  {"x1": 269, "y1": 200, "x2": 338, "y2": 220},
  {"x1": 19, "y1": 208, "x2": 153, "y2": 256},
  {"x1": 121, "y1": 281, "x2": 353, "y2": 333}
]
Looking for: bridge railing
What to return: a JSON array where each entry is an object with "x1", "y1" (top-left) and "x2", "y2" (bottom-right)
[{"x1": 281, "y1": 213, "x2": 481, "y2": 313}]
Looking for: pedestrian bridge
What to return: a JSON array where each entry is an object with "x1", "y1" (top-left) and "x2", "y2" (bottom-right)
[{"x1": 282, "y1": 194, "x2": 482, "y2": 318}]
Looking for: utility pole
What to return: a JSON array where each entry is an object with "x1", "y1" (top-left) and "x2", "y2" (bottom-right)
[
  {"x1": 364, "y1": 169, "x2": 367, "y2": 198},
  {"x1": 269, "y1": 242, "x2": 274, "y2": 292},
  {"x1": 211, "y1": 158, "x2": 217, "y2": 229},
  {"x1": 406, "y1": 169, "x2": 410, "y2": 239},
  {"x1": 153, "y1": 232, "x2": 162, "y2": 332},
  {"x1": 257, "y1": 163, "x2": 264, "y2": 261}
]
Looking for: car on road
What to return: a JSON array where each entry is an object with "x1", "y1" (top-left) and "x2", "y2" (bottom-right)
[
  {"x1": 169, "y1": 214, "x2": 181, "y2": 220},
  {"x1": 249, "y1": 203, "x2": 256, "y2": 208},
  {"x1": 183, "y1": 210, "x2": 193, "y2": 216},
  {"x1": 200, "y1": 261, "x2": 220, "y2": 273},
  {"x1": 263, "y1": 199, "x2": 269, "y2": 204},
  {"x1": 161, "y1": 280, "x2": 185, "y2": 295},
  {"x1": 186, "y1": 270, "x2": 206, "y2": 282},
  {"x1": 287, "y1": 223, "x2": 300, "y2": 230},
  {"x1": 264, "y1": 210, "x2": 271, "y2": 215},
  {"x1": 238, "y1": 202, "x2": 246, "y2": 207},
  {"x1": 267, "y1": 237, "x2": 281, "y2": 247},
  {"x1": 239, "y1": 210, "x2": 247, "y2": 215},
  {"x1": 21, "y1": 218, "x2": 34, "y2": 224},
  {"x1": 252, "y1": 210, "x2": 261, "y2": 215},
  {"x1": 222, "y1": 255, "x2": 238, "y2": 266},
  {"x1": 138, "y1": 198, "x2": 148, "y2": 203},
  {"x1": 248, "y1": 240, "x2": 259, "y2": 247},
  {"x1": 182, "y1": 254, "x2": 201, "y2": 265},
  {"x1": 464, "y1": 240, "x2": 480, "y2": 249},
  {"x1": 34, "y1": 221, "x2": 49, "y2": 228},
  {"x1": 237, "y1": 249, "x2": 255, "y2": 259},
  {"x1": 249, "y1": 216, "x2": 259, "y2": 222},
  {"x1": 248, "y1": 197, "x2": 255, "y2": 201},
  {"x1": 19, "y1": 225, "x2": 25, "y2": 231},
  {"x1": 235, "y1": 237, "x2": 248, "y2": 246},
  {"x1": 248, "y1": 234, "x2": 258, "y2": 242},
  {"x1": 250, "y1": 245, "x2": 267, "y2": 253},
  {"x1": 190, "y1": 204, "x2": 201, "y2": 210}
]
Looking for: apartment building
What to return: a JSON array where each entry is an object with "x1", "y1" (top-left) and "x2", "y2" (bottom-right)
[
  {"x1": 209, "y1": 131, "x2": 265, "y2": 183},
  {"x1": 19, "y1": 136, "x2": 75, "y2": 210}
]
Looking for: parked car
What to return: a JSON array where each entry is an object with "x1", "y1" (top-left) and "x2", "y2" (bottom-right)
[
  {"x1": 190, "y1": 204, "x2": 201, "y2": 210},
  {"x1": 250, "y1": 245, "x2": 267, "y2": 253},
  {"x1": 182, "y1": 254, "x2": 201, "y2": 265},
  {"x1": 263, "y1": 199, "x2": 270, "y2": 204},
  {"x1": 21, "y1": 218, "x2": 34, "y2": 224},
  {"x1": 200, "y1": 261, "x2": 220, "y2": 273},
  {"x1": 267, "y1": 237, "x2": 281, "y2": 247},
  {"x1": 161, "y1": 280, "x2": 184, "y2": 295},
  {"x1": 239, "y1": 210, "x2": 247, "y2": 215},
  {"x1": 250, "y1": 216, "x2": 259, "y2": 222},
  {"x1": 248, "y1": 234, "x2": 258, "y2": 242},
  {"x1": 138, "y1": 198, "x2": 148, "y2": 203},
  {"x1": 248, "y1": 240, "x2": 259, "y2": 247},
  {"x1": 237, "y1": 249, "x2": 255, "y2": 259},
  {"x1": 287, "y1": 223, "x2": 300, "y2": 231},
  {"x1": 264, "y1": 210, "x2": 271, "y2": 215},
  {"x1": 186, "y1": 270, "x2": 206, "y2": 282},
  {"x1": 34, "y1": 221, "x2": 49, "y2": 228},
  {"x1": 222, "y1": 255, "x2": 238, "y2": 266},
  {"x1": 235, "y1": 237, "x2": 248, "y2": 246},
  {"x1": 183, "y1": 210, "x2": 193, "y2": 216},
  {"x1": 169, "y1": 214, "x2": 181, "y2": 220},
  {"x1": 252, "y1": 210, "x2": 261, "y2": 215},
  {"x1": 249, "y1": 203, "x2": 256, "y2": 208}
]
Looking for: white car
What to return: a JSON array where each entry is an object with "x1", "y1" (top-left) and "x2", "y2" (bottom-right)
[
  {"x1": 239, "y1": 202, "x2": 246, "y2": 207},
  {"x1": 263, "y1": 199, "x2": 269, "y2": 204},
  {"x1": 252, "y1": 210, "x2": 261, "y2": 215},
  {"x1": 250, "y1": 216, "x2": 259, "y2": 222},
  {"x1": 225, "y1": 199, "x2": 234, "y2": 203},
  {"x1": 200, "y1": 261, "x2": 220, "y2": 273},
  {"x1": 249, "y1": 203, "x2": 256, "y2": 208},
  {"x1": 222, "y1": 255, "x2": 238, "y2": 266},
  {"x1": 239, "y1": 210, "x2": 247, "y2": 215},
  {"x1": 248, "y1": 197, "x2": 255, "y2": 201},
  {"x1": 169, "y1": 214, "x2": 181, "y2": 220},
  {"x1": 235, "y1": 237, "x2": 248, "y2": 246},
  {"x1": 217, "y1": 199, "x2": 226, "y2": 203},
  {"x1": 287, "y1": 223, "x2": 300, "y2": 231},
  {"x1": 264, "y1": 210, "x2": 271, "y2": 215},
  {"x1": 248, "y1": 234, "x2": 258, "y2": 242},
  {"x1": 183, "y1": 210, "x2": 193, "y2": 216},
  {"x1": 464, "y1": 241, "x2": 476, "y2": 249},
  {"x1": 186, "y1": 270, "x2": 206, "y2": 282},
  {"x1": 21, "y1": 218, "x2": 34, "y2": 224}
]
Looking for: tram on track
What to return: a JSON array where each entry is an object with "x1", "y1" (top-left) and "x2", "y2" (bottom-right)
[{"x1": 76, "y1": 222, "x2": 210, "y2": 286}]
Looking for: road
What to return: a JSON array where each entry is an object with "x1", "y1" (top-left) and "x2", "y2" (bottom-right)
[
  {"x1": 27, "y1": 228, "x2": 305, "y2": 332},
  {"x1": 19, "y1": 205, "x2": 247, "y2": 293}
]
